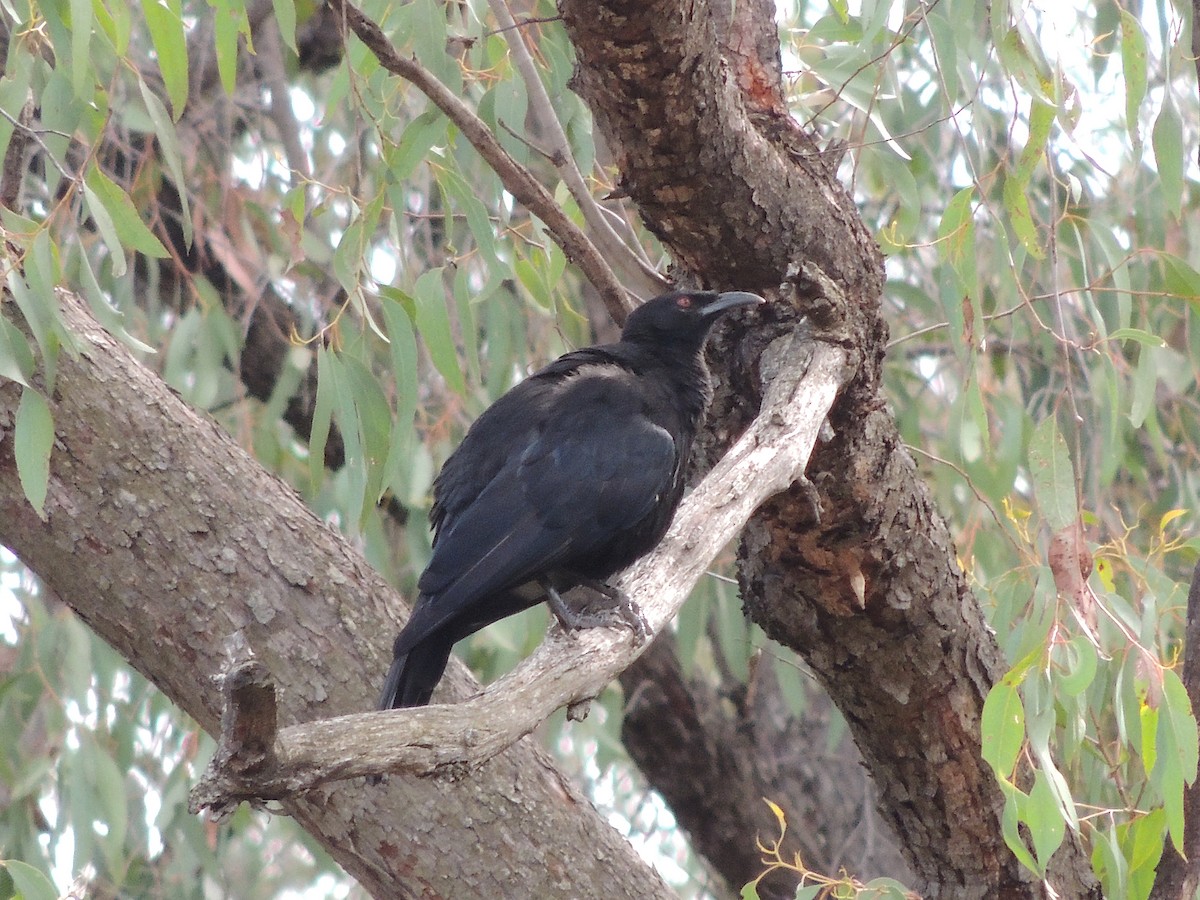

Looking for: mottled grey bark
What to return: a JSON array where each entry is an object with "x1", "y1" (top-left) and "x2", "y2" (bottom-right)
[{"x1": 0, "y1": 291, "x2": 674, "y2": 900}]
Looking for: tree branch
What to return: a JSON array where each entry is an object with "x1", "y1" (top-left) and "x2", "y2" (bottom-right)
[
  {"x1": 328, "y1": 0, "x2": 633, "y2": 323},
  {"x1": 189, "y1": 333, "x2": 851, "y2": 811},
  {"x1": 0, "y1": 290, "x2": 678, "y2": 900},
  {"x1": 560, "y1": 2, "x2": 1100, "y2": 895},
  {"x1": 485, "y1": 0, "x2": 667, "y2": 300}
]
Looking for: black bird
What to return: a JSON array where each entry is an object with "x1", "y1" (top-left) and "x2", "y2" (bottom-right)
[{"x1": 378, "y1": 289, "x2": 764, "y2": 709}]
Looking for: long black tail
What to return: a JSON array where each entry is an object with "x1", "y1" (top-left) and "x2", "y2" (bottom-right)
[{"x1": 377, "y1": 634, "x2": 455, "y2": 709}]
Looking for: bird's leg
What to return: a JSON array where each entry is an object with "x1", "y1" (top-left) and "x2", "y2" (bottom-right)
[
  {"x1": 541, "y1": 579, "x2": 580, "y2": 632},
  {"x1": 539, "y1": 576, "x2": 649, "y2": 642}
]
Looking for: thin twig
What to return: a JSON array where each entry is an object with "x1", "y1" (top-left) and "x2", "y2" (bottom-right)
[
  {"x1": 484, "y1": 15, "x2": 563, "y2": 39},
  {"x1": 486, "y1": 0, "x2": 666, "y2": 299},
  {"x1": 257, "y1": 17, "x2": 311, "y2": 182},
  {"x1": 327, "y1": 0, "x2": 634, "y2": 323}
]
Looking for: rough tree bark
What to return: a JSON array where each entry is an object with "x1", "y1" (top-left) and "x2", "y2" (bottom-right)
[
  {"x1": 559, "y1": 0, "x2": 1101, "y2": 897},
  {"x1": 4, "y1": 0, "x2": 907, "y2": 890},
  {"x1": 0, "y1": 292, "x2": 676, "y2": 900},
  {"x1": 151, "y1": 0, "x2": 913, "y2": 889}
]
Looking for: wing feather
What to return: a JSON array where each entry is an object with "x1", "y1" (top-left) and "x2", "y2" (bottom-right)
[{"x1": 402, "y1": 366, "x2": 678, "y2": 651}]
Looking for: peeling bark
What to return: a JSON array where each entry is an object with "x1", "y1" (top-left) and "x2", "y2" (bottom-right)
[{"x1": 560, "y1": 0, "x2": 1100, "y2": 896}]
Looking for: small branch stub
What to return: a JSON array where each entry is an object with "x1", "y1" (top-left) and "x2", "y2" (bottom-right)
[{"x1": 189, "y1": 659, "x2": 281, "y2": 818}]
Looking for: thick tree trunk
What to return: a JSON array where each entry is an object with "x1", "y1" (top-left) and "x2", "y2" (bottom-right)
[
  {"x1": 620, "y1": 637, "x2": 912, "y2": 896},
  {"x1": 0, "y1": 291, "x2": 674, "y2": 900},
  {"x1": 0, "y1": 0, "x2": 922, "y2": 893},
  {"x1": 559, "y1": 0, "x2": 1100, "y2": 896}
]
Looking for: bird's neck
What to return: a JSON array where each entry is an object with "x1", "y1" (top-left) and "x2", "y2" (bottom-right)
[{"x1": 631, "y1": 341, "x2": 713, "y2": 428}]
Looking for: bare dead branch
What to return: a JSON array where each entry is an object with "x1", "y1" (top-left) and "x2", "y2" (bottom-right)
[
  {"x1": 190, "y1": 334, "x2": 851, "y2": 814},
  {"x1": 327, "y1": 0, "x2": 634, "y2": 323}
]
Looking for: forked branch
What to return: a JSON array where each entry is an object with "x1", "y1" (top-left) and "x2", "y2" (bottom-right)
[
  {"x1": 191, "y1": 335, "x2": 852, "y2": 817},
  {"x1": 327, "y1": 0, "x2": 633, "y2": 322}
]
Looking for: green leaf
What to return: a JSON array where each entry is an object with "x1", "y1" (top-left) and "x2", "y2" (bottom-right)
[
  {"x1": 138, "y1": 76, "x2": 192, "y2": 247},
  {"x1": 861, "y1": 878, "x2": 914, "y2": 899},
  {"x1": 1152, "y1": 95, "x2": 1183, "y2": 219},
  {"x1": 1002, "y1": 174, "x2": 1043, "y2": 260},
  {"x1": 1160, "y1": 668, "x2": 1200, "y2": 783},
  {"x1": 211, "y1": 0, "x2": 252, "y2": 95},
  {"x1": 308, "y1": 346, "x2": 337, "y2": 488},
  {"x1": 6, "y1": 271, "x2": 62, "y2": 391},
  {"x1": 514, "y1": 255, "x2": 553, "y2": 310},
  {"x1": 998, "y1": 779, "x2": 1040, "y2": 875},
  {"x1": 1015, "y1": 100, "x2": 1055, "y2": 183},
  {"x1": 14, "y1": 387, "x2": 53, "y2": 516},
  {"x1": 452, "y1": 265, "x2": 482, "y2": 387},
  {"x1": 139, "y1": 0, "x2": 189, "y2": 118},
  {"x1": 340, "y1": 355, "x2": 393, "y2": 510},
  {"x1": 981, "y1": 678, "x2": 1025, "y2": 775},
  {"x1": 1126, "y1": 808, "x2": 1166, "y2": 894},
  {"x1": 379, "y1": 290, "x2": 419, "y2": 429},
  {"x1": 436, "y1": 163, "x2": 500, "y2": 267},
  {"x1": 379, "y1": 297, "x2": 420, "y2": 501},
  {"x1": 1028, "y1": 768, "x2": 1067, "y2": 868},
  {"x1": 84, "y1": 165, "x2": 169, "y2": 262},
  {"x1": 0, "y1": 860, "x2": 58, "y2": 900},
  {"x1": 1001, "y1": 99, "x2": 1053, "y2": 259},
  {"x1": 995, "y1": 24, "x2": 1055, "y2": 105},
  {"x1": 411, "y1": 269, "x2": 466, "y2": 395},
  {"x1": 1119, "y1": 9, "x2": 1147, "y2": 151},
  {"x1": 1129, "y1": 344, "x2": 1159, "y2": 429},
  {"x1": 1094, "y1": 823, "x2": 1129, "y2": 898},
  {"x1": 72, "y1": 242, "x2": 157, "y2": 354},
  {"x1": 1028, "y1": 417, "x2": 1076, "y2": 531},
  {"x1": 1140, "y1": 699, "x2": 1158, "y2": 778},
  {"x1": 91, "y1": 741, "x2": 129, "y2": 870},
  {"x1": 68, "y1": 0, "x2": 93, "y2": 97},
  {"x1": 674, "y1": 580, "x2": 707, "y2": 676},
  {"x1": 272, "y1": 0, "x2": 297, "y2": 51},
  {"x1": 1161, "y1": 742, "x2": 1186, "y2": 857},
  {"x1": 0, "y1": 313, "x2": 35, "y2": 386},
  {"x1": 331, "y1": 193, "x2": 384, "y2": 297},
  {"x1": 1159, "y1": 253, "x2": 1200, "y2": 307},
  {"x1": 1158, "y1": 667, "x2": 1199, "y2": 853},
  {"x1": 1053, "y1": 635, "x2": 1097, "y2": 697},
  {"x1": 98, "y1": 0, "x2": 133, "y2": 54},
  {"x1": 1107, "y1": 327, "x2": 1167, "y2": 347},
  {"x1": 386, "y1": 108, "x2": 446, "y2": 181},
  {"x1": 327, "y1": 351, "x2": 367, "y2": 528},
  {"x1": 937, "y1": 187, "x2": 977, "y2": 296}
]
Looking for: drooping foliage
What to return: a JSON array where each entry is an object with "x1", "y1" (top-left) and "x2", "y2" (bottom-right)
[{"x1": 1, "y1": 0, "x2": 1198, "y2": 897}]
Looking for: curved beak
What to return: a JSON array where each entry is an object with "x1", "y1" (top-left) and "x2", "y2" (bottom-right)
[{"x1": 703, "y1": 291, "x2": 767, "y2": 317}]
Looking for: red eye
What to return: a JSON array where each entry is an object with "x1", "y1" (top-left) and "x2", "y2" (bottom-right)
[{"x1": 676, "y1": 295, "x2": 693, "y2": 309}]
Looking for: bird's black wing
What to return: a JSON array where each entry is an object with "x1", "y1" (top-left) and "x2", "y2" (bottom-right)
[
  {"x1": 395, "y1": 366, "x2": 678, "y2": 656},
  {"x1": 426, "y1": 346, "x2": 623, "y2": 541}
]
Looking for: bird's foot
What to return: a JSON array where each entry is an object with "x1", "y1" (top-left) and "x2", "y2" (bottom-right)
[{"x1": 542, "y1": 578, "x2": 650, "y2": 643}]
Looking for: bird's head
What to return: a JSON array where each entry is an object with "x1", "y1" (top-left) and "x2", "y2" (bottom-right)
[{"x1": 620, "y1": 290, "x2": 765, "y2": 350}]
